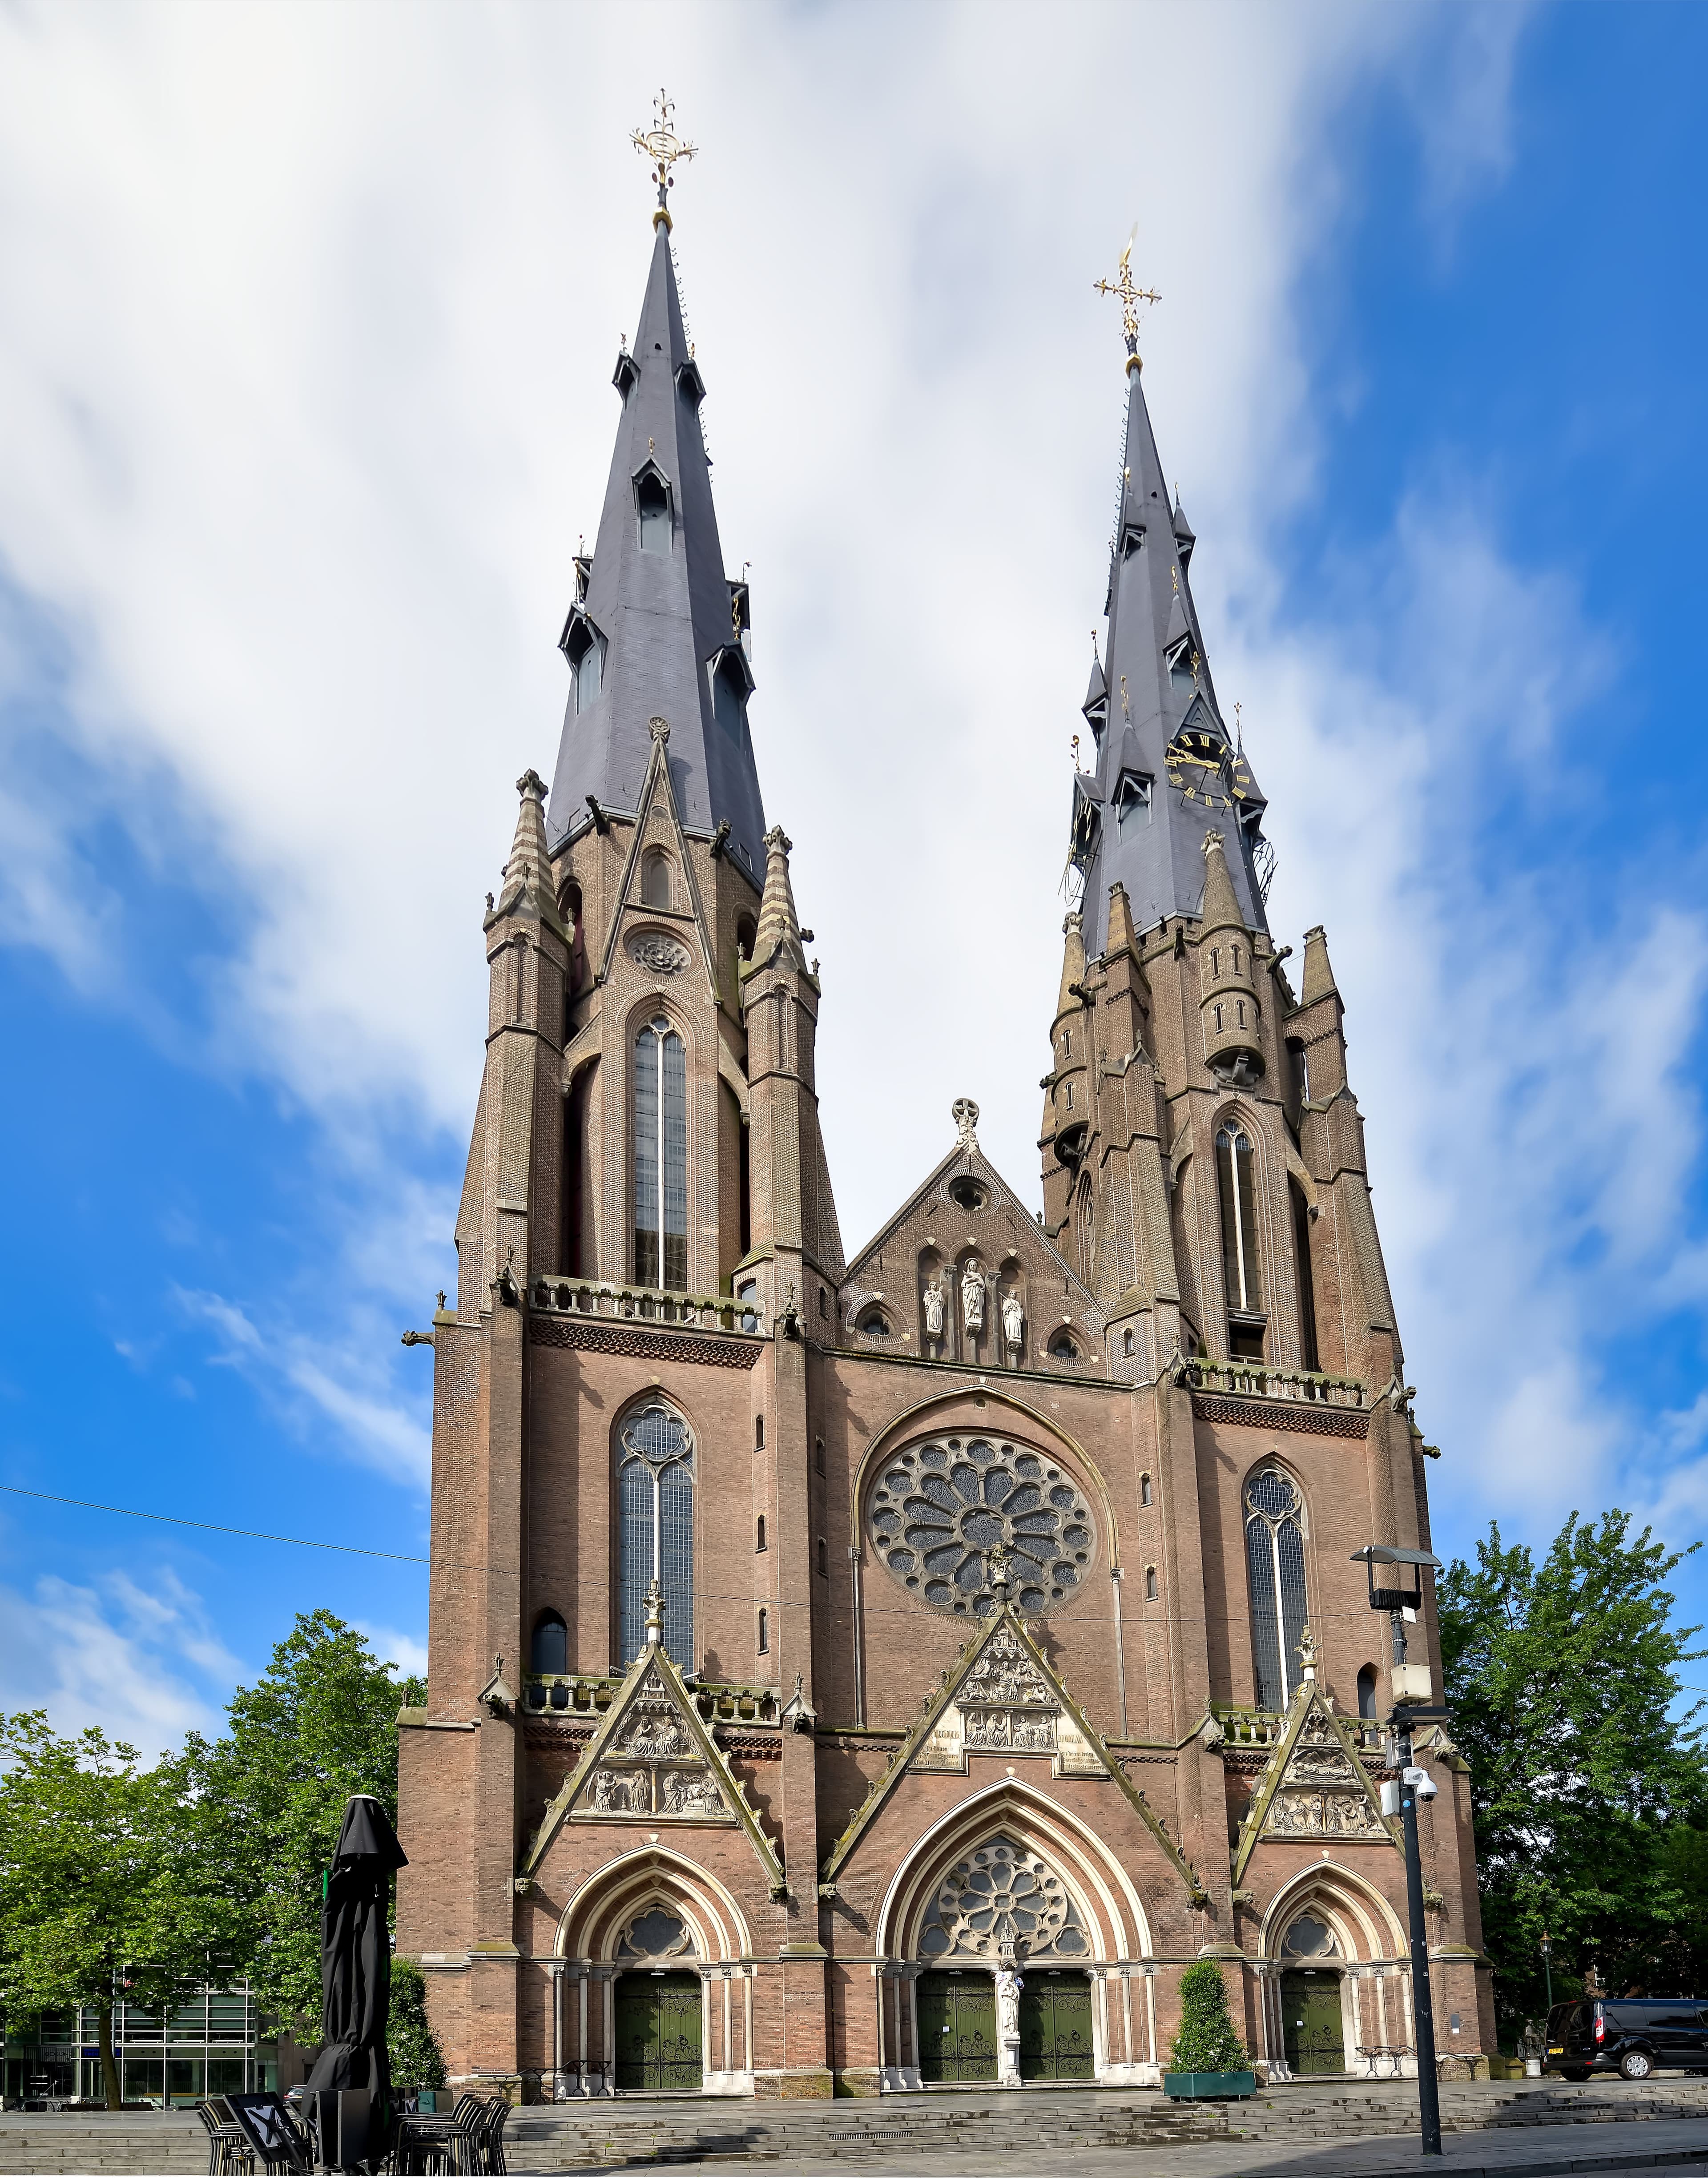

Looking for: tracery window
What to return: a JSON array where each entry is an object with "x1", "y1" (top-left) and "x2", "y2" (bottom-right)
[
  {"x1": 618, "y1": 1402, "x2": 694, "y2": 1666},
  {"x1": 918, "y1": 1835, "x2": 1088, "y2": 1961},
  {"x1": 867, "y1": 1435, "x2": 1096, "y2": 1618},
  {"x1": 1216, "y1": 1125, "x2": 1262, "y2": 1312},
  {"x1": 1245, "y1": 1465, "x2": 1308, "y2": 1711},
  {"x1": 633, "y1": 1015, "x2": 687, "y2": 1289}
]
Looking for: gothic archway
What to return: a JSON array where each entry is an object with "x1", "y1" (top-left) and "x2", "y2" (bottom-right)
[
  {"x1": 553, "y1": 1848, "x2": 754, "y2": 2098},
  {"x1": 1256, "y1": 1864, "x2": 1409, "y2": 2080}
]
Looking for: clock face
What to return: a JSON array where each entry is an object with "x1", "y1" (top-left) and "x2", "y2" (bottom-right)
[{"x1": 1164, "y1": 726, "x2": 1253, "y2": 810}]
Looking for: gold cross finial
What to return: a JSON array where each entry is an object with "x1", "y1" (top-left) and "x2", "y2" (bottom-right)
[
  {"x1": 631, "y1": 88, "x2": 697, "y2": 230},
  {"x1": 1093, "y1": 232, "x2": 1161, "y2": 368}
]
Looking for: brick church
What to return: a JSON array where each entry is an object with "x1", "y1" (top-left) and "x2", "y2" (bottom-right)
[{"x1": 396, "y1": 151, "x2": 1493, "y2": 2096}]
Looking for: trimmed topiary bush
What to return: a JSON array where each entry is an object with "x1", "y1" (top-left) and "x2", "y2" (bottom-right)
[{"x1": 1169, "y1": 1961, "x2": 1249, "y2": 2073}]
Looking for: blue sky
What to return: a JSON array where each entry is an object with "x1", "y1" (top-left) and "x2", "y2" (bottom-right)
[{"x1": 3, "y1": 2, "x2": 1707, "y2": 1749}]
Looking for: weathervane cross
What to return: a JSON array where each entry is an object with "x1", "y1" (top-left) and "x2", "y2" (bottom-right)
[
  {"x1": 632, "y1": 88, "x2": 697, "y2": 227},
  {"x1": 1093, "y1": 235, "x2": 1161, "y2": 364}
]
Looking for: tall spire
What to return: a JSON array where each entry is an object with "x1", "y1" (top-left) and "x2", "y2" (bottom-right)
[
  {"x1": 1070, "y1": 259, "x2": 1270, "y2": 955},
  {"x1": 546, "y1": 118, "x2": 766, "y2": 886}
]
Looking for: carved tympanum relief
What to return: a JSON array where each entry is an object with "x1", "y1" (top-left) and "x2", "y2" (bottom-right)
[
  {"x1": 1262, "y1": 1708, "x2": 1386, "y2": 1840},
  {"x1": 575, "y1": 1661, "x2": 730, "y2": 1823},
  {"x1": 866, "y1": 1437, "x2": 1096, "y2": 1617},
  {"x1": 959, "y1": 1622, "x2": 1059, "y2": 1751}
]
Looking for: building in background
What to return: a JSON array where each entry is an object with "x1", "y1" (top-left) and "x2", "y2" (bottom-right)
[
  {"x1": 396, "y1": 124, "x2": 1491, "y2": 2097},
  {"x1": 0, "y1": 1984, "x2": 279, "y2": 2107}
]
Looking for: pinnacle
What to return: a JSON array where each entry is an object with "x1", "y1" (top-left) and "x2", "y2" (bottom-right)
[
  {"x1": 1300, "y1": 923, "x2": 1339, "y2": 1006},
  {"x1": 493, "y1": 767, "x2": 565, "y2": 934},
  {"x1": 1055, "y1": 910, "x2": 1087, "y2": 1018},
  {"x1": 747, "y1": 824, "x2": 809, "y2": 978},
  {"x1": 1198, "y1": 829, "x2": 1245, "y2": 938}
]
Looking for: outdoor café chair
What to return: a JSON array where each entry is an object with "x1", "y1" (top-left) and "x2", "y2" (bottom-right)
[{"x1": 194, "y1": 2100, "x2": 255, "y2": 2176}]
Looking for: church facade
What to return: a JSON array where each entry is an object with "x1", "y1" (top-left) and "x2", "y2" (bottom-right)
[{"x1": 396, "y1": 190, "x2": 1493, "y2": 2098}]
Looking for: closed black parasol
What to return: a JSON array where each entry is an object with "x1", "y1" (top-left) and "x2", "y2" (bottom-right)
[{"x1": 304, "y1": 1794, "x2": 408, "y2": 2156}]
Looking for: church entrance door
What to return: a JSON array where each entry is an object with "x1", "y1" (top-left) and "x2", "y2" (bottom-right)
[
  {"x1": 1019, "y1": 1969, "x2": 1094, "y2": 2079},
  {"x1": 917, "y1": 1971, "x2": 997, "y2": 2082},
  {"x1": 1280, "y1": 1970, "x2": 1345, "y2": 2075},
  {"x1": 614, "y1": 1971, "x2": 703, "y2": 2092}
]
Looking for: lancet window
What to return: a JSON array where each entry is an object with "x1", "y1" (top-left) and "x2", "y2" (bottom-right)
[
  {"x1": 617, "y1": 1401, "x2": 695, "y2": 1667},
  {"x1": 1245, "y1": 1465, "x2": 1308, "y2": 1711},
  {"x1": 633, "y1": 1015, "x2": 688, "y2": 1289}
]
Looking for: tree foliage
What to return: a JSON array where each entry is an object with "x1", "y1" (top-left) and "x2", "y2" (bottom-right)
[
  {"x1": 0, "y1": 1716, "x2": 229, "y2": 2107},
  {"x1": 1168, "y1": 1960, "x2": 1249, "y2": 2073},
  {"x1": 184, "y1": 1610, "x2": 422, "y2": 2038},
  {"x1": 387, "y1": 1957, "x2": 446, "y2": 2095},
  {"x1": 1439, "y1": 1510, "x2": 1708, "y2": 2028}
]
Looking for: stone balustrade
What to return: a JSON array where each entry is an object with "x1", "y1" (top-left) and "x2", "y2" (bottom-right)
[
  {"x1": 530, "y1": 1276, "x2": 763, "y2": 1337},
  {"x1": 1182, "y1": 1358, "x2": 1368, "y2": 1408},
  {"x1": 524, "y1": 1673, "x2": 780, "y2": 1725}
]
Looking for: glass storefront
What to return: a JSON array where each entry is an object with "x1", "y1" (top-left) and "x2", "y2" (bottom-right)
[{"x1": 2, "y1": 1982, "x2": 278, "y2": 2107}]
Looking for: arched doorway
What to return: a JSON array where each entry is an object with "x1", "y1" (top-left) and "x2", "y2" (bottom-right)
[
  {"x1": 1260, "y1": 1872, "x2": 1409, "y2": 2080},
  {"x1": 612, "y1": 1909, "x2": 702, "y2": 2093}
]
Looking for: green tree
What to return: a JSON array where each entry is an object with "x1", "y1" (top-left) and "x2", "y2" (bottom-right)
[
  {"x1": 1438, "y1": 1511, "x2": 1708, "y2": 2029},
  {"x1": 1169, "y1": 1961, "x2": 1249, "y2": 2073},
  {"x1": 185, "y1": 1611, "x2": 423, "y2": 2038},
  {"x1": 0, "y1": 1715, "x2": 228, "y2": 2108},
  {"x1": 387, "y1": 1958, "x2": 446, "y2": 2097}
]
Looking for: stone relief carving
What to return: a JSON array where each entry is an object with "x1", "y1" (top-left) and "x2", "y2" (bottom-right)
[
  {"x1": 630, "y1": 933, "x2": 691, "y2": 975},
  {"x1": 1261, "y1": 1706, "x2": 1386, "y2": 1839},
  {"x1": 964, "y1": 1706, "x2": 1057, "y2": 1753},
  {"x1": 576, "y1": 1662, "x2": 733, "y2": 1823},
  {"x1": 961, "y1": 1623, "x2": 1056, "y2": 1709},
  {"x1": 1000, "y1": 1290, "x2": 1025, "y2": 1353},
  {"x1": 961, "y1": 1260, "x2": 987, "y2": 1336}
]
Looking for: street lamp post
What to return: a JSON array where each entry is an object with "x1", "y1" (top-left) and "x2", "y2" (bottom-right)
[
  {"x1": 1540, "y1": 1934, "x2": 1554, "y2": 2014},
  {"x1": 1355, "y1": 1542, "x2": 1447, "y2": 2160}
]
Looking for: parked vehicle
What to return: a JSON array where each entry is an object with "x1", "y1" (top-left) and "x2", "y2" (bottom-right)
[{"x1": 1546, "y1": 1999, "x2": 1708, "y2": 2080}]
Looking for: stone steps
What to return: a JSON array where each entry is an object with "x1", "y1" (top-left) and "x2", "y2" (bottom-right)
[{"x1": 8, "y1": 2077, "x2": 1708, "y2": 2174}]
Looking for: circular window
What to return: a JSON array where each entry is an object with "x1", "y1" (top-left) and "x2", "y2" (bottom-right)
[
  {"x1": 947, "y1": 1177, "x2": 987, "y2": 1212},
  {"x1": 866, "y1": 1436, "x2": 1097, "y2": 1617}
]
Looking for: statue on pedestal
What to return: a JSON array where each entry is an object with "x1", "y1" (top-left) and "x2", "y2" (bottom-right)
[
  {"x1": 995, "y1": 1961, "x2": 1024, "y2": 2088},
  {"x1": 922, "y1": 1281, "x2": 946, "y2": 1344},
  {"x1": 961, "y1": 1260, "x2": 986, "y2": 1337}
]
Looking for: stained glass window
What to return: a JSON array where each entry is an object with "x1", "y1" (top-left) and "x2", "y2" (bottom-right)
[
  {"x1": 634, "y1": 1016, "x2": 688, "y2": 1289},
  {"x1": 617, "y1": 1402, "x2": 694, "y2": 1666},
  {"x1": 1246, "y1": 1465, "x2": 1308, "y2": 1710}
]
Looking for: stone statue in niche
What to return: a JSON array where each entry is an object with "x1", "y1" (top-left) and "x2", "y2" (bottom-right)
[
  {"x1": 961, "y1": 1260, "x2": 986, "y2": 1336},
  {"x1": 922, "y1": 1281, "x2": 946, "y2": 1343},
  {"x1": 1000, "y1": 1290, "x2": 1025, "y2": 1353}
]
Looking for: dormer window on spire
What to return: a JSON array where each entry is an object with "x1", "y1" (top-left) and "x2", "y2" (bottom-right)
[
  {"x1": 564, "y1": 617, "x2": 604, "y2": 715},
  {"x1": 636, "y1": 466, "x2": 673, "y2": 553},
  {"x1": 710, "y1": 648, "x2": 752, "y2": 746}
]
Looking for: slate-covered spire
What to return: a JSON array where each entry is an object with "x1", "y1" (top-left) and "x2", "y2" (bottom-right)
[
  {"x1": 1069, "y1": 345, "x2": 1270, "y2": 955},
  {"x1": 546, "y1": 222, "x2": 766, "y2": 885}
]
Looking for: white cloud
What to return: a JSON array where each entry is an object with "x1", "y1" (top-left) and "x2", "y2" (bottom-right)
[
  {"x1": 175, "y1": 1284, "x2": 432, "y2": 1487},
  {"x1": 357, "y1": 1622, "x2": 428, "y2": 1683},
  {"x1": 3, "y1": 2, "x2": 1699, "y2": 1557},
  {"x1": 0, "y1": 1565, "x2": 237, "y2": 1759}
]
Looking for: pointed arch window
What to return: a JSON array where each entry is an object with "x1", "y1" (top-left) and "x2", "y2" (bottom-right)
[
  {"x1": 1216, "y1": 1124, "x2": 1262, "y2": 1312},
  {"x1": 634, "y1": 1015, "x2": 687, "y2": 1289},
  {"x1": 618, "y1": 1401, "x2": 694, "y2": 1666},
  {"x1": 530, "y1": 1610, "x2": 567, "y2": 1677},
  {"x1": 1245, "y1": 1465, "x2": 1308, "y2": 1711},
  {"x1": 636, "y1": 468, "x2": 673, "y2": 553},
  {"x1": 641, "y1": 850, "x2": 673, "y2": 910}
]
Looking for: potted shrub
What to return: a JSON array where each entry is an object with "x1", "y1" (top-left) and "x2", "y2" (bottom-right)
[{"x1": 1163, "y1": 1961, "x2": 1257, "y2": 2099}]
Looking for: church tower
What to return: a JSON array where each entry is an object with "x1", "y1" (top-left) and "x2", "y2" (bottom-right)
[{"x1": 397, "y1": 154, "x2": 1492, "y2": 2103}]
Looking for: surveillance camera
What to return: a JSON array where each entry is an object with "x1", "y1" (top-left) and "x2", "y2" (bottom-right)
[{"x1": 1403, "y1": 1764, "x2": 1438, "y2": 1801}]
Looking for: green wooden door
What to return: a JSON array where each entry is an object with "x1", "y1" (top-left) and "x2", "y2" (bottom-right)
[
  {"x1": 917, "y1": 1971, "x2": 998, "y2": 2082},
  {"x1": 1019, "y1": 1970, "x2": 1095, "y2": 2080},
  {"x1": 614, "y1": 1970, "x2": 703, "y2": 2092},
  {"x1": 1281, "y1": 1970, "x2": 1345, "y2": 2076}
]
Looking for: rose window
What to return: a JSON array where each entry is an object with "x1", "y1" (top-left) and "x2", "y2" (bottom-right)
[
  {"x1": 918, "y1": 1835, "x2": 1088, "y2": 1960},
  {"x1": 867, "y1": 1436, "x2": 1096, "y2": 1616}
]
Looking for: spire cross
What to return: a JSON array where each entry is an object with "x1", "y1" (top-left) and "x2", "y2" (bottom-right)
[
  {"x1": 631, "y1": 89, "x2": 697, "y2": 226},
  {"x1": 1093, "y1": 237, "x2": 1160, "y2": 364}
]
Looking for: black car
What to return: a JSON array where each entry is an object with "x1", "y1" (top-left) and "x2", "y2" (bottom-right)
[{"x1": 1546, "y1": 1999, "x2": 1708, "y2": 2080}]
